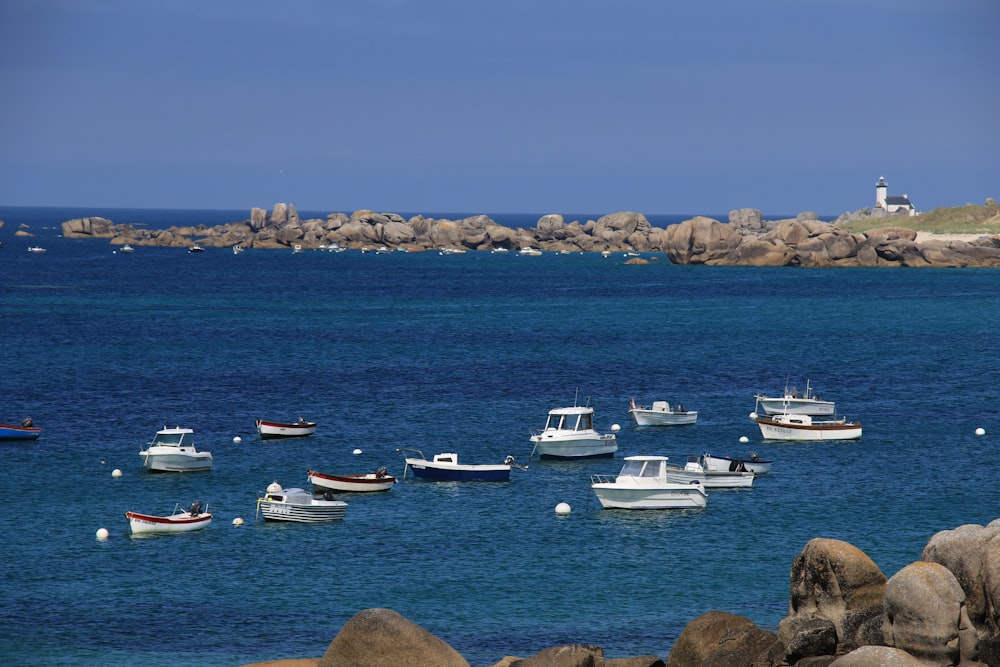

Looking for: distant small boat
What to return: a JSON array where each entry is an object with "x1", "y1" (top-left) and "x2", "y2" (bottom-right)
[
  {"x1": 188, "y1": 244, "x2": 204, "y2": 253},
  {"x1": 398, "y1": 449, "x2": 522, "y2": 482},
  {"x1": 518, "y1": 247, "x2": 542, "y2": 256},
  {"x1": 27, "y1": 246, "x2": 46, "y2": 253},
  {"x1": 308, "y1": 466, "x2": 397, "y2": 494},
  {"x1": 257, "y1": 482, "x2": 347, "y2": 522},
  {"x1": 125, "y1": 501, "x2": 212, "y2": 535},
  {"x1": 139, "y1": 426, "x2": 212, "y2": 472},
  {"x1": 232, "y1": 244, "x2": 244, "y2": 254},
  {"x1": 751, "y1": 412, "x2": 862, "y2": 441},
  {"x1": 701, "y1": 452, "x2": 772, "y2": 476},
  {"x1": 119, "y1": 244, "x2": 135, "y2": 253},
  {"x1": 0, "y1": 417, "x2": 41, "y2": 441},
  {"x1": 256, "y1": 418, "x2": 317, "y2": 440},
  {"x1": 628, "y1": 398, "x2": 698, "y2": 426},
  {"x1": 529, "y1": 403, "x2": 617, "y2": 460},
  {"x1": 754, "y1": 380, "x2": 835, "y2": 416}
]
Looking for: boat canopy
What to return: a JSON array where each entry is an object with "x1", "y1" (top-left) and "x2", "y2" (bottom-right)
[
  {"x1": 619, "y1": 457, "x2": 666, "y2": 478},
  {"x1": 151, "y1": 429, "x2": 194, "y2": 447},
  {"x1": 544, "y1": 410, "x2": 593, "y2": 431}
]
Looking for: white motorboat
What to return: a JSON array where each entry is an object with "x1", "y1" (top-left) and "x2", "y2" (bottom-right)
[
  {"x1": 308, "y1": 466, "x2": 397, "y2": 493},
  {"x1": 661, "y1": 455, "x2": 755, "y2": 488},
  {"x1": 139, "y1": 426, "x2": 212, "y2": 472},
  {"x1": 751, "y1": 412, "x2": 862, "y2": 441},
  {"x1": 590, "y1": 456, "x2": 708, "y2": 510},
  {"x1": 518, "y1": 247, "x2": 542, "y2": 256},
  {"x1": 119, "y1": 244, "x2": 135, "y2": 253},
  {"x1": 701, "y1": 452, "x2": 772, "y2": 476},
  {"x1": 27, "y1": 246, "x2": 46, "y2": 253},
  {"x1": 257, "y1": 482, "x2": 347, "y2": 522},
  {"x1": 125, "y1": 501, "x2": 212, "y2": 535},
  {"x1": 628, "y1": 398, "x2": 698, "y2": 426},
  {"x1": 256, "y1": 417, "x2": 317, "y2": 439},
  {"x1": 529, "y1": 404, "x2": 617, "y2": 460},
  {"x1": 754, "y1": 380, "x2": 835, "y2": 416}
]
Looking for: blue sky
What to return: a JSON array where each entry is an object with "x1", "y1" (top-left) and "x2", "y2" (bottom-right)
[{"x1": 1, "y1": 0, "x2": 996, "y2": 216}]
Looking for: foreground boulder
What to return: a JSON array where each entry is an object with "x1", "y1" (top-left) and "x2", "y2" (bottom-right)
[
  {"x1": 318, "y1": 608, "x2": 469, "y2": 667},
  {"x1": 665, "y1": 610, "x2": 775, "y2": 666}
]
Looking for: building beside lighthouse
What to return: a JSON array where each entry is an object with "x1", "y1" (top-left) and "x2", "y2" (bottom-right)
[{"x1": 874, "y1": 176, "x2": 917, "y2": 216}]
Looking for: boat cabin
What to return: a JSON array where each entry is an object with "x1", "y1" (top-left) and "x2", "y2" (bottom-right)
[
  {"x1": 150, "y1": 428, "x2": 195, "y2": 448},
  {"x1": 618, "y1": 456, "x2": 668, "y2": 478},
  {"x1": 543, "y1": 409, "x2": 593, "y2": 432},
  {"x1": 432, "y1": 453, "x2": 459, "y2": 464}
]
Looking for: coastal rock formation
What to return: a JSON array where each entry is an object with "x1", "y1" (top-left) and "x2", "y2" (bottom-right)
[
  {"x1": 248, "y1": 519, "x2": 1000, "y2": 666},
  {"x1": 56, "y1": 203, "x2": 1000, "y2": 267}
]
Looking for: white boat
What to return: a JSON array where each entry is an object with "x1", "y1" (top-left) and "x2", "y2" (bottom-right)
[
  {"x1": 308, "y1": 466, "x2": 397, "y2": 494},
  {"x1": 628, "y1": 398, "x2": 698, "y2": 426},
  {"x1": 125, "y1": 501, "x2": 212, "y2": 535},
  {"x1": 590, "y1": 456, "x2": 708, "y2": 510},
  {"x1": 27, "y1": 246, "x2": 46, "y2": 253},
  {"x1": 119, "y1": 244, "x2": 135, "y2": 253},
  {"x1": 754, "y1": 380, "x2": 835, "y2": 416},
  {"x1": 188, "y1": 244, "x2": 204, "y2": 253},
  {"x1": 701, "y1": 452, "x2": 772, "y2": 476},
  {"x1": 232, "y1": 244, "x2": 244, "y2": 254},
  {"x1": 257, "y1": 482, "x2": 347, "y2": 522},
  {"x1": 662, "y1": 455, "x2": 755, "y2": 488},
  {"x1": 255, "y1": 417, "x2": 317, "y2": 439},
  {"x1": 139, "y1": 426, "x2": 212, "y2": 472},
  {"x1": 398, "y1": 449, "x2": 520, "y2": 482},
  {"x1": 518, "y1": 247, "x2": 542, "y2": 256},
  {"x1": 751, "y1": 412, "x2": 862, "y2": 441},
  {"x1": 529, "y1": 404, "x2": 617, "y2": 460}
]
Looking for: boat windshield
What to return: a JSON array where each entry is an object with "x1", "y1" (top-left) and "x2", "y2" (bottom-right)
[
  {"x1": 621, "y1": 459, "x2": 661, "y2": 477},
  {"x1": 152, "y1": 431, "x2": 192, "y2": 447}
]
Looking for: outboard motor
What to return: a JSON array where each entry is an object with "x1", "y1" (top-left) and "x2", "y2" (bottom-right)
[
  {"x1": 374, "y1": 466, "x2": 388, "y2": 478},
  {"x1": 20, "y1": 417, "x2": 33, "y2": 428},
  {"x1": 188, "y1": 500, "x2": 203, "y2": 516}
]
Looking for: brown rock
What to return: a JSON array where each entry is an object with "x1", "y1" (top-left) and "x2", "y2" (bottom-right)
[
  {"x1": 511, "y1": 644, "x2": 604, "y2": 666},
  {"x1": 665, "y1": 610, "x2": 775, "y2": 667},
  {"x1": 318, "y1": 608, "x2": 468, "y2": 667}
]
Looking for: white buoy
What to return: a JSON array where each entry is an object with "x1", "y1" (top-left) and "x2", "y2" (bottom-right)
[
  {"x1": 749, "y1": 411, "x2": 758, "y2": 420},
  {"x1": 555, "y1": 502, "x2": 571, "y2": 515},
  {"x1": 96, "y1": 528, "x2": 109, "y2": 541},
  {"x1": 610, "y1": 423, "x2": 621, "y2": 432},
  {"x1": 739, "y1": 436, "x2": 749, "y2": 444},
  {"x1": 353, "y1": 448, "x2": 363, "y2": 455},
  {"x1": 233, "y1": 436, "x2": 242, "y2": 443},
  {"x1": 975, "y1": 427, "x2": 986, "y2": 436},
  {"x1": 111, "y1": 468, "x2": 122, "y2": 478},
  {"x1": 232, "y1": 517, "x2": 244, "y2": 526}
]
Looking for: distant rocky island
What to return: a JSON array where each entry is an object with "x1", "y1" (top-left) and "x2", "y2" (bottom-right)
[{"x1": 54, "y1": 202, "x2": 1000, "y2": 267}]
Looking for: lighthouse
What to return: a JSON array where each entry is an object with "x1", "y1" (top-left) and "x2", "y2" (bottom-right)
[{"x1": 875, "y1": 176, "x2": 888, "y2": 208}]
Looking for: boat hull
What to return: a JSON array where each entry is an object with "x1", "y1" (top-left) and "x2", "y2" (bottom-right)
[
  {"x1": 140, "y1": 449, "x2": 213, "y2": 472},
  {"x1": 530, "y1": 434, "x2": 618, "y2": 460},
  {"x1": 405, "y1": 458, "x2": 511, "y2": 482},
  {"x1": 590, "y1": 480, "x2": 708, "y2": 510},
  {"x1": 0, "y1": 423, "x2": 41, "y2": 440},
  {"x1": 125, "y1": 511, "x2": 212, "y2": 534},
  {"x1": 258, "y1": 500, "x2": 347, "y2": 522},
  {"x1": 662, "y1": 467, "x2": 755, "y2": 488},
  {"x1": 702, "y1": 454, "x2": 772, "y2": 476},
  {"x1": 629, "y1": 409, "x2": 698, "y2": 426},
  {"x1": 308, "y1": 469, "x2": 397, "y2": 493},
  {"x1": 755, "y1": 417, "x2": 862, "y2": 441},
  {"x1": 256, "y1": 420, "x2": 317, "y2": 439}
]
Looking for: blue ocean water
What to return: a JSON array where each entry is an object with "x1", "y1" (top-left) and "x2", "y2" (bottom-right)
[{"x1": 0, "y1": 207, "x2": 997, "y2": 666}]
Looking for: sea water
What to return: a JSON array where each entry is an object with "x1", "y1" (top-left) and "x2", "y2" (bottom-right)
[{"x1": 0, "y1": 208, "x2": 998, "y2": 666}]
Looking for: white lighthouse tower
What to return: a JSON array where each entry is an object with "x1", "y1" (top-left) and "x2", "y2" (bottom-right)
[{"x1": 875, "y1": 176, "x2": 888, "y2": 208}]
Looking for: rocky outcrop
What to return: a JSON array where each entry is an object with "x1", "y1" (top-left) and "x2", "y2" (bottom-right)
[
  {"x1": 57, "y1": 204, "x2": 1000, "y2": 266},
  {"x1": 318, "y1": 608, "x2": 468, "y2": 667}
]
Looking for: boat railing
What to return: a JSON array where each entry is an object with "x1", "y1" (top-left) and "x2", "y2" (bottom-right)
[{"x1": 590, "y1": 474, "x2": 617, "y2": 485}]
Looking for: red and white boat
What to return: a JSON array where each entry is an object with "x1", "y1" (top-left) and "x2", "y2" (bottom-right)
[
  {"x1": 256, "y1": 417, "x2": 317, "y2": 439},
  {"x1": 0, "y1": 417, "x2": 41, "y2": 441},
  {"x1": 308, "y1": 467, "x2": 397, "y2": 494},
  {"x1": 751, "y1": 412, "x2": 862, "y2": 441},
  {"x1": 125, "y1": 501, "x2": 212, "y2": 535}
]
